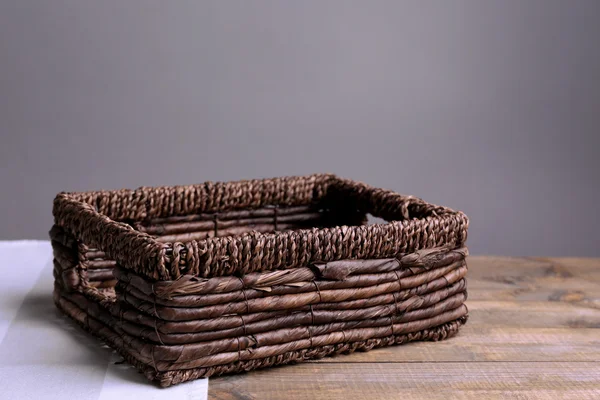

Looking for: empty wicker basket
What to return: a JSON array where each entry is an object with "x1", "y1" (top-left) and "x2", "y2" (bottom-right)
[{"x1": 50, "y1": 174, "x2": 469, "y2": 387}]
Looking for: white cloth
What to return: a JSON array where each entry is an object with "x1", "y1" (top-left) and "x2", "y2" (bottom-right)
[{"x1": 0, "y1": 241, "x2": 208, "y2": 400}]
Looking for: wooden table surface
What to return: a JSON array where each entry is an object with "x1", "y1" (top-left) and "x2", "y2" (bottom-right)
[{"x1": 209, "y1": 256, "x2": 600, "y2": 399}]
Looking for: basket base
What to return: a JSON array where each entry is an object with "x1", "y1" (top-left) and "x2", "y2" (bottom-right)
[{"x1": 54, "y1": 287, "x2": 468, "y2": 387}]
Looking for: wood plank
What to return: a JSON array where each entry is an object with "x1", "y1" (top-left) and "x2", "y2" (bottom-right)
[
  {"x1": 209, "y1": 362, "x2": 600, "y2": 400},
  {"x1": 466, "y1": 301, "x2": 600, "y2": 328},
  {"x1": 467, "y1": 256, "x2": 600, "y2": 304}
]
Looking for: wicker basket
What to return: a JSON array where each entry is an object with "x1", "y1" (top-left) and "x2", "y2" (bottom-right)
[{"x1": 50, "y1": 174, "x2": 469, "y2": 387}]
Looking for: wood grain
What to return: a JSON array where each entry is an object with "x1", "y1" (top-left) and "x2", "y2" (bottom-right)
[
  {"x1": 210, "y1": 362, "x2": 600, "y2": 400},
  {"x1": 209, "y1": 256, "x2": 600, "y2": 399}
]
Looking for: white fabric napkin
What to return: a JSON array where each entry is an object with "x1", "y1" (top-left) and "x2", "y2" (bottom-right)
[{"x1": 0, "y1": 241, "x2": 208, "y2": 400}]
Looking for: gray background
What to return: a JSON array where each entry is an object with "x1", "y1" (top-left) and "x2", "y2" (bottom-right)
[{"x1": 1, "y1": 1, "x2": 599, "y2": 256}]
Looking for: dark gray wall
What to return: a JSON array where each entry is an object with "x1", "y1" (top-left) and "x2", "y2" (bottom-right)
[{"x1": 1, "y1": 1, "x2": 599, "y2": 256}]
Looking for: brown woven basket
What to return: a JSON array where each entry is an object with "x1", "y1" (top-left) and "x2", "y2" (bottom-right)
[{"x1": 50, "y1": 174, "x2": 469, "y2": 387}]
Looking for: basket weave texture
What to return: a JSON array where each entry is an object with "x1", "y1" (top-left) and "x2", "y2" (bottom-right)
[{"x1": 50, "y1": 174, "x2": 469, "y2": 387}]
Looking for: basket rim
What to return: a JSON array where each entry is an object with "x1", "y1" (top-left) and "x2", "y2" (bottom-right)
[{"x1": 51, "y1": 174, "x2": 468, "y2": 280}]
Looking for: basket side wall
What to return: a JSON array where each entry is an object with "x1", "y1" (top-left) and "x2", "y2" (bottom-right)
[{"x1": 54, "y1": 245, "x2": 469, "y2": 386}]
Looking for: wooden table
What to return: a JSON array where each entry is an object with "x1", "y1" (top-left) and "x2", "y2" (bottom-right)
[{"x1": 209, "y1": 256, "x2": 600, "y2": 399}]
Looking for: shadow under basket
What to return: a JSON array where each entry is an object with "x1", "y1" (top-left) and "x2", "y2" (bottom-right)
[{"x1": 50, "y1": 174, "x2": 470, "y2": 387}]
